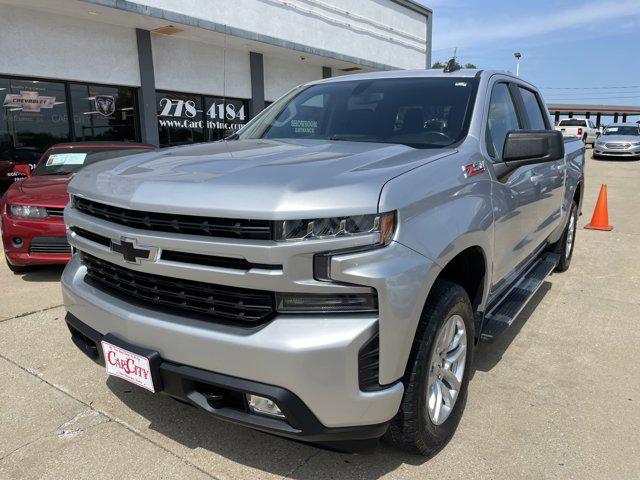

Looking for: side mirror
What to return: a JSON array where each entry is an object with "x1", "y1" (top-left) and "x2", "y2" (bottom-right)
[
  {"x1": 502, "y1": 130, "x2": 564, "y2": 168},
  {"x1": 13, "y1": 164, "x2": 31, "y2": 177}
]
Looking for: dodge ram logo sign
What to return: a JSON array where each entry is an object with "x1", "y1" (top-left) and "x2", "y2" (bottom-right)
[
  {"x1": 94, "y1": 95, "x2": 116, "y2": 117},
  {"x1": 110, "y1": 238, "x2": 158, "y2": 264}
]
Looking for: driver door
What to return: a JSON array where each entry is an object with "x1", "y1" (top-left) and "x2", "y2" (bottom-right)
[{"x1": 485, "y1": 82, "x2": 548, "y2": 293}]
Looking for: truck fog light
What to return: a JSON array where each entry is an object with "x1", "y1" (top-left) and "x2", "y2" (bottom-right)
[
  {"x1": 246, "y1": 394, "x2": 285, "y2": 418},
  {"x1": 12, "y1": 237, "x2": 23, "y2": 247}
]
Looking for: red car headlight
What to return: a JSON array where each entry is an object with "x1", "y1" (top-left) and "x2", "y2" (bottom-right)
[{"x1": 9, "y1": 205, "x2": 49, "y2": 219}]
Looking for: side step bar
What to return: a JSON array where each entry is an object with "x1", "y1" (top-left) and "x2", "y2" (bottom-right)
[{"x1": 480, "y1": 253, "x2": 560, "y2": 342}]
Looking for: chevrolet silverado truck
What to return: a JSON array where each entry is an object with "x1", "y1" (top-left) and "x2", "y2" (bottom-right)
[{"x1": 62, "y1": 69, "x2": 584, "y2": 455}]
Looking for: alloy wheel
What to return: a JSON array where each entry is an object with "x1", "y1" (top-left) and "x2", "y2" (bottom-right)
[{"x1": 426, "y1": 314, "x2": 467, "y2": 425}]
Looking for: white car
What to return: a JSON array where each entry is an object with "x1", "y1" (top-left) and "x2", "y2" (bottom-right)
[{"x1": 555, "y1": 118, "x2": 598, "y2": 146}]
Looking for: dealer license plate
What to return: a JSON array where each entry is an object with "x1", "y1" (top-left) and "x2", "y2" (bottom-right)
[{"x1": 101, "y1": 340, "x2": 155, "y2": 392}]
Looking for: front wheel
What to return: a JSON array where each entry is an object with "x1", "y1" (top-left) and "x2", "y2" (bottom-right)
[{"x1": 384, "y1": 281, "x2": 474, "y2": 456}]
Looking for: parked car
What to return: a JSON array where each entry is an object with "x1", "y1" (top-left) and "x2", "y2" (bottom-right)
[
  {"x1": 555, "y1": 118, "x2": 598, "y2": 146},
  {"x1": 61, "y1": 69, "x2": 584, "y2": 454},
  {"x1": 593, "y1": 123, "x2": 640, "y2": 159},
  {"x1": 1, "y1": 142, "x2": 155, "y2": 273},
  {"x1": 0, "y1": 147, "x2": 41, "y2": 196}
]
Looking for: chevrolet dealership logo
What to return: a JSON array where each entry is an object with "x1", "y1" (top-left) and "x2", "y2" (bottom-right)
[
  {"x1": 110, "y1": 238, "x2": 158, "y2": 264},
  {"x1": 3, "y1": 91, "x2": 56, "y2": 112}
]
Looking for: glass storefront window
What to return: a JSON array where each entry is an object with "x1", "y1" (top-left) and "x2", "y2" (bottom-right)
[
  {"x1": 157, "y1": 91, "x2": 204, "y2": 147},
  {"x1": 204, "y1": 96, "x2": 250, "y2": 141},
  {"x1": 70, "y1": 83, "x2": 138, "y2": 142},
  {"x1": 0, "y1": 77, "x2": 70, "y2": 167}
]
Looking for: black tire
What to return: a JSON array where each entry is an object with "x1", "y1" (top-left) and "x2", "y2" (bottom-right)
[
  {"x1": 5, "y1": 256, "x2": 30, "y2": 274},
  {"x1": 384, "y1": 280, "x2": 474, "y2": 456},
  {"x1": 552, "y1": 200, "x2": 578, "y2": 272}
]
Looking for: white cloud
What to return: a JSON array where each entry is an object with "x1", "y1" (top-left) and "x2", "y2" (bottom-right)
[{"x1": 433, "y1": 0, "x2": 640, "y2": 50}]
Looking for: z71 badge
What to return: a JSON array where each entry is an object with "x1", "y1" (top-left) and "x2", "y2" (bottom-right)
[{"x1": 462, "y1": 160, "x2": 486, "y2": 178}]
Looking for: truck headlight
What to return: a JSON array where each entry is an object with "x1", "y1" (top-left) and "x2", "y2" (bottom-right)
[
  {"x1": 275, "y1": 211, "x2": 396, "y2": 245},
  {"x1": 276, "y1": 291, "x2": 378, "y2": 313},
  {"x1": 9, "y1": 205, "x2": 48, "y2": 219}
]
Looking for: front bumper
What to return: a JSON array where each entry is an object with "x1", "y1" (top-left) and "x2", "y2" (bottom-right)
[
  {"x1": 593, "y1": 145, "x2": 640, "y2": 158},
  {"x1": 65, "y1": 312, "x2": 389, "y2": 449},
  {"x1": 1, "y1": 214, "x2": 70, "y2": 266},
  {"x1": 61, "y1": 255, "x2": 405, "y2": 432}
]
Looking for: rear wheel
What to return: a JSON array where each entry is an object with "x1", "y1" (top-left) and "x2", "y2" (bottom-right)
[
  {"x1": 552, "y1": 200, "x2": 578, "y2": 272},
  {"x1": 5, "y1": 256, "x2": 30, "y2": 274},
  {"x1": 384, "y1": 281, "x2": 474, "y2": 456}
]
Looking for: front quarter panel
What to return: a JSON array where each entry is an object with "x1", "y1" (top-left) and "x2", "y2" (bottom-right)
[{"x1": 374, "y1": 145, "x2": 493, "y2": 382}]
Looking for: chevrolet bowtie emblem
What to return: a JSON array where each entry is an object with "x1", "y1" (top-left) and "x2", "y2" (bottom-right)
[{"x1": 110, "y1": 238, "x2": 158, "y2": 264}]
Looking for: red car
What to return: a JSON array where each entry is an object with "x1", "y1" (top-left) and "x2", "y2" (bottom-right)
[{"x1": 1, "y1": 142, "x2": 155, "y2": 273}]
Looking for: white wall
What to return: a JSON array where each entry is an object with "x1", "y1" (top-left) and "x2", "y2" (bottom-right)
[
  {"x1": 152, "y1": 35, "x2": 251, "y2": 98},
  {"x1": 133, "y1": 0, "x2": 429, "y2": 69},
  {"x1": 264, "y1": 55, "x2": 323, "y2": 101},
  {"x1": 0, "y1": 4, "x2": 140, "y2": 85}
]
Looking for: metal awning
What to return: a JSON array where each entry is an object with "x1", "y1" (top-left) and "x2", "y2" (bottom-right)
[{"x1": 547, "y1": 104, "x2": 640, "y2": 116}]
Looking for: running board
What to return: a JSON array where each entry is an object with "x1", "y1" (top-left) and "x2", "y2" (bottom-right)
[{"x1": 480, "y1": 253, "x2": 560, "y2": 342}]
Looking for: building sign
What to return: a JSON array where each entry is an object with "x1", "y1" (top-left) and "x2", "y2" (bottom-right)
[
  {"x1": 3, "y1": 91, "x2": 56, "y2": 112},
  {"x1": 156, "y1": 91, "x2": 251, "y2": 147},
  {"x1": 94, "y1": 95, "x2": 116, "y2": 117}
]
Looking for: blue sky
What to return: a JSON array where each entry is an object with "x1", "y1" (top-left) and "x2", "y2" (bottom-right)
[{"x1": 419, "y1": 0, "x2": 640, "y2": 107}]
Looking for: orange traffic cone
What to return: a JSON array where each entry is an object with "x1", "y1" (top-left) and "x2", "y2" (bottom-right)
[{"x1": 584, "y1": 184, "x2": 613, "y2": 231}]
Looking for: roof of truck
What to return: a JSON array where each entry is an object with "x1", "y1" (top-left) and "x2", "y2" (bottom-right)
[{"x1": 314, "y1": 69, "x2": 524, "y2": 85}]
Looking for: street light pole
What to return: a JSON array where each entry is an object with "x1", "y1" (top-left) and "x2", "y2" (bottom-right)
[{"x1": 514, "y1": 52, "x2": 522, "y2": 77}]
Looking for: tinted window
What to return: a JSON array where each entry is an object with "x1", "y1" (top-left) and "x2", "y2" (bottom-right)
[
  {"x1": 559, "y1": 119, "x2": 587, "y2": 127},
  {"x1": 70, "y1": 84, "x2": 138, "y2": 142},
  {"x1": 518, "y1": 87, "x2": 547, "y2": 130},
  {"x1": 204, "y1": 96, "x2": 249, "y2": 141},
  {"x1": 0, "y1": 77, "x2": 70, "y2": 166},
  {"x1": 239, "y1": 77, "x2": 479, "y2": 149},
  {"x1": 32, "y1": 146, "x2": 152, "y2": 176},
  {"x1": 486, "y1": 83, "x2": 520, "y2": 159},
  {"x1": 157, "y1": 91, "x2": 204, "y2": 147}
]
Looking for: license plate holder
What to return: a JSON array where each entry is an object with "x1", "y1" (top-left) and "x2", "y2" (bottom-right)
[{"x1": 101, "y1": 333, "x2": 162, "y2": 393}]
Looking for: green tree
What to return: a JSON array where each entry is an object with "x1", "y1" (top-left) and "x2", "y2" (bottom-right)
[
  {"x1": 464, "y1": 63, "x2": 478, "y2": 69},
  {"x1": 431, "y1": 61, "x2": 445, "y2": 69}
]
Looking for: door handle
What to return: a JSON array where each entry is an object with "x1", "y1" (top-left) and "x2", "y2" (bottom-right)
[{"x1": 530, "y1": 174, "x2": 545, "y2": 183}]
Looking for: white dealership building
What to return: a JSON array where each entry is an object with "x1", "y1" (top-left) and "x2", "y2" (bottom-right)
[{"x1": 0, "y1": 0, "x2": 432, "y2": 160}]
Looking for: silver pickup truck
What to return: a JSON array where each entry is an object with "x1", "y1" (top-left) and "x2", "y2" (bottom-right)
[{"x1": 62, "y1": 69, "x2": 584, "y2": 455}]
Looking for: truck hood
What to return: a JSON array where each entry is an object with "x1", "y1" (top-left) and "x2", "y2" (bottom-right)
[
  {"x1": 69, "y1": 139, "x2": 454, "y2": 219},
  {"x1": 6, "y1": 174, "x2": 72, "y2": 207}
]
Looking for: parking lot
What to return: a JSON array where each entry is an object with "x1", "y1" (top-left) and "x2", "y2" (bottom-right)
[{"x1": 1, "y1": 150, "x2": 638, "y2": 480}]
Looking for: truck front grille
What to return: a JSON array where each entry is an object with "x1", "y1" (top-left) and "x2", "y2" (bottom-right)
[
  {"x1": 74, "y1": 197, "x2": 274, "y2": 240},
  {"x1": 81, "y1": 253, "x2": 276, "y2": 326}
]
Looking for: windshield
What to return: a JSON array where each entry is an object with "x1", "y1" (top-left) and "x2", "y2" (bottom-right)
[
  {"x1": 559, "y1": 119, "x2": 587, "y2": 127},
  {"x1": 602, "y1": 126, "x2": 640, "y2": 136},
  {"x1": 238, "y1": 77, "x2": 479, "y2": 149},
  {"x1": 32, "y1": 146, "x2": 153, "y2": 176}
]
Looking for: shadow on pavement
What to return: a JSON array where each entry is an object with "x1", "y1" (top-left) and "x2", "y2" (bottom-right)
[
  {"x1": 18, "y1": 265, "x2": 65, "y2": 283},
  {"x1": 107, "y1": 376, "x2": 433, "y2": 479},
  {"x1": 474, "y1": 281, "x2": 552, "y2": 372}
]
